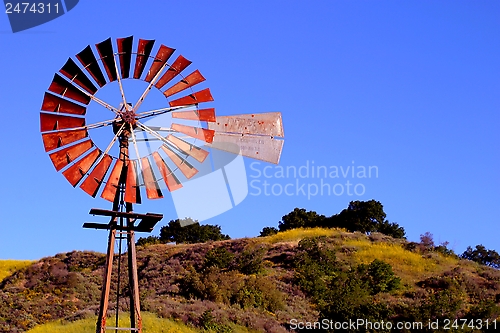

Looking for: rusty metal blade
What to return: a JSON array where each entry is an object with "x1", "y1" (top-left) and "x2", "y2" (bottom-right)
[
  {"x1": 62, "y1": 148, "x2": 101, "y2": 186},
  {"x1": 171, "y1": 123, "x2": 214, "y2": 143},
  {"x1": 80, "y1": 154, "x2": 113, "y2": 197},
  {"x1": 48, "y1": 74, "x2": 91, "y2": 105},
  {"x1": 133, "y1": 39, "x2": 155, "y2": 79},
  {"x1": 76, "y1": 45, "x2": 106, "y2": 87},
  {"x1": 141, "y1": 157, "x2": 163, "y2": 199},
  {"x1": 160, "y1": 145, "x2": 198, "y2": 179},
  {"x1": 155, "y1": 55, "x2": 192, "y2": 89},
  {"x1": 125, "y1": 160, "x2": 141, "y2": 204},
  {"x1": 101, "y1": 159, "x2": 124, "y2": 202},
  {"x1": 163, "y1": 70, "x2": 205, "y2": 97},
  {"x1": 167, "y1": 134, "x2": 209, "y2": 163},
  {"x1": 171, "y1": 108, "x2": 216, "y2": 122},
  {"x1": 49, "y1": 139, "x2": 93, "y2": 171},
  {"x1": 145, "y1": 45, "x2": 175, "y2": 82},
  {"x1": 152, "y1": 151, "x2": 182, "y2": 191},
  {"x1": 96, "y1": 37, "x2": 117, "y2": 82},
  {"x1": 40, "y1": 113, "x2": 85, "y2": 132},
  {"x1": 117, "y1": 36, "x2": 133, "y2": 79},
  {"x1": 41, "y1": 92, "x2": 86, "y2": 115},
  {"x1": 208, "y1": 112, "x2": 284, "y2": 137},
  {"x1": 211, "y1": 133, "x2": 284, "y2": 164},
  {"x1": 42, "y1": 129, "x2": 88, "y2": 152},
  {"x1": 169, "y1": 88, "x2": 214, "y2": 107},
  {"x1": 60, "y1": 58, "x2": 97, "y2": 94}
]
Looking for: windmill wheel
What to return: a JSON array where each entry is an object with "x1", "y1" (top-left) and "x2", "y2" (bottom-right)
[{"x1": 40, "y1": 36, "x2": 215, "y2": 204}]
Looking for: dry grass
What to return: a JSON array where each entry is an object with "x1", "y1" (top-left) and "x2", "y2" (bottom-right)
[
  {"x1": 343, "y1": 238, "x2": 459, "y2": 285},
  {"x1": 257, "y1": 227, "x2": 344, "y2": 244},
  {"x1": 25, "y1": 311, "x2": 262, "y2": 333},
  {"x1": 0, "y1": 259, "x2": 33, "y2": 281},
  {"x1": 25, "y1": 312, "x2": 199, "y2": 333}
]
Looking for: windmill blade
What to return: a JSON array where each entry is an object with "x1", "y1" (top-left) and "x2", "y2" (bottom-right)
[
  {"x1": 40, "y1": 113, "x2": 85, "y2": 132},
  {"x1": 155, "y1": 55, "x2": 192, "y2": 89},
  {"x1": 59, "y1": 58, "x2": 97, "y2": 94},
  {"x1": 160, "y1": 145, "x2": 198, "y2": 179},
  {"x1": 48, "y1": 74, "x2": 91, "y2": 105},
  {"x1": 101, "y1": 159, "x2": 124, "y2": 202},
  {"x1": 117, "y1": 36, "x2": 133, "y2": 79},
  {"x1": 96, "y1": 38, "x2": 117, "y2": 82},
  {"x1": 49, "y1": 139, "x2": 93, "y2": 171},
  {"x1": 211, "y1": 133, "x2": 284, "y2": 164},
  {"x1": 42, "y1": 129, "x2": 88, "y2": 152},
  {"x1": 125, "y1": 160, "x2": 141, "y2": 204},
  {"x1": 76, "y1": 45, "x2": 106, "y2": 87},
  {"x1": 152, "y1": 152, "x2": 182, "y2": 192},
  {"x1": 141, "y1": 157, "x2": 163, "y2": 199},
  {"x1": 80, "y1": 154, "x2": 113, "y2": 197},
  {"x1": 171, "y1": 123, "x2": 215, "y2": 143},
  {"x1": 208, "y1": 112, "x2": 284, "y2": 137},
  {"x1": 166, "y1": 134, "x2": 209, "y2": 163},
  {"x1": 171, "y1": 108, "x2": 216, "y2": 122},
  {"x1": 145, "y1": 45, "x2": 175, "y2": 83},
  {"x1": 133, "y1": 39, "x2": 155, "y2": 79},
  {"x1": 168, "y1": 88, "x2": 214, "y2": 107},
  {"x1": 62, "y1": 148, "x2": 101, "y2": 186},
  {"x1": 163, "y1": 70, "x2": 205, "y2": 97},
  {"x1": 41, "y1": 92, "x2": 86, "y2": 115}
]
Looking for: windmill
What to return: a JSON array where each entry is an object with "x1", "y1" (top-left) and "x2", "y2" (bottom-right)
[{"x1": 40, "y1": 36, "x2": 284, "y2": 333}]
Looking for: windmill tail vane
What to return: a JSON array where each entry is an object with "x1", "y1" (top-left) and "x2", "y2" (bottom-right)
[{"x1": 40, "y1": 36, "x2": 284, "y2": 333}]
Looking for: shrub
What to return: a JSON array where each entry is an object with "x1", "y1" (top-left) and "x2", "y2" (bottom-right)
[
  {"x1": 278, "y1": 208, "x2": 326, "y2": 231},
  {"x1": 180, "y1": 266, "x2": 285, "y2": 313},
  {"x1": 159, "y1": 219, "x2": 230, "y2": 244},
  {"x1": 136, "y1": 236, "x2": 161, "y2": 247},
  {"x1": 293, "y1": 237, "x2": 339, "y2": 301},
  {"x1": 461, "y1": 245, "x2": 500, "y2": 268},
  {"x1": 358, "y1": 259, "x2": 401, "y2": 295},
  {"x1": 235, "y1": 246, "x2": 267, "y2": 275},
  {"x1": 198, "y1": 310, "x2": 231, "y2": 332},
  {"x1": 204, "y1": 247, "x2": 234, "y2": 270},
  {"x1": 259, "y1": 227, "x2": 279, "y2": 237}
]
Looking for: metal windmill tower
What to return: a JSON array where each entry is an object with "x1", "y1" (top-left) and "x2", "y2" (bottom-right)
[{"x1": 40, "y1": 36, "x2": 284, "y2": 333}]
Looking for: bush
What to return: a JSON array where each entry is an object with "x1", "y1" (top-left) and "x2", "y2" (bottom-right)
[
  {"x1": 293, "y1": 237, "x2": 339, "y2": 301},
  {"x1": 180, "y1": 266, "x2": 285, "y2": 313},
  {"x1": 461, "y1": 245, "x2": 500, "y2": 268},
  {"x1": 198, "y1": 310, "x2": 231, "y2": 333},
  {"x1": 136, "y1": 236, "x2": 161, "y2": 247},
  {"x1": 358, "y1": 259, "x2": 401, "y2": 295},
  {"x1": 235, "y1": 246, "x2": 267, "y2": 275},
  {"x1": 159, "y1": 219, "x2": 230, "y2": 244},
  {"x1": 259, "y1": 226, "x2": 278, "y2": 237},
  {"x1": 204, "y1": 247, "x2": 234, "y2": 270},
  {"x1": 278, "y1": 208, "x2": 326, "y2": 231}
]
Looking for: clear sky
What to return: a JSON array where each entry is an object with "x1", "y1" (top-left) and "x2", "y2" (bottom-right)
[{"x1": 0, "y1": 1, "x2": 498, "y2": 260}]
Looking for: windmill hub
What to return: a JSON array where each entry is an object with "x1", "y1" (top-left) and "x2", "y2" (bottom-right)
[{"x1": 120, "y1": 109, "x2": 136, "y2": 125}]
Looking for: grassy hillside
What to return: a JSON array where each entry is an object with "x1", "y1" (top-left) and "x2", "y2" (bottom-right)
[
  {"x1": 0, "y1": 260, "x2": 33, "y2": 281},
  {"x1": 1, "y1": 228, "x2": 499, "y2": 333},
  {"x1": 25, "y1": 312, "x2": 199, "y2": 333}
]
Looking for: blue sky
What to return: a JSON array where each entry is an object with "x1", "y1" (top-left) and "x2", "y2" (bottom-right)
[{"x1": 0, "y1": 1, "x2": 498, "y2": 260}]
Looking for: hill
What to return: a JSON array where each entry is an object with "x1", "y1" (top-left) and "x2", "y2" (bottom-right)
[{"x1": 1, "y1": 228, "x2": 500, "y2": 333}]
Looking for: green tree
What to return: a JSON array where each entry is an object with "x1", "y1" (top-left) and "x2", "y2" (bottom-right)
[
  {"x1": 278, "y1": 208, "x2": 326, "y2": 231},
  {"x1": 136, "y1": 236, "x2": 161, "y2": 246},
  {"x1": 358, "y1": 259, "x2": 401, "y2": 295},
  {"x1": 159, "y1": 218, "x2": 230, "y2": 244},
  {"x1": 259, "y1": 226, "x2": 279, "y2": 237},
  {"x1": 329, "y1": 200, "x2": 406, "y2": 238},
  {"x1": 461, "y1": 245, "x2": 500, "y2": 268}
]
